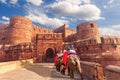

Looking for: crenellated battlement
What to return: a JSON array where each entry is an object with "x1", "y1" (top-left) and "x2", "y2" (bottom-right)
[
  {"x1": 101, "y1": 36, "x2": 120, "y2": 44},
  {"x1": 32, "y1": 25, "x2": 53, "y2": 34},
  {"x1": 37, "y1": 33, "x2": 62, "y2": 40}
]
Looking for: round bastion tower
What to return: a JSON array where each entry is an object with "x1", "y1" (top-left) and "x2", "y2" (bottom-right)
[
  {"x1": 3, "y1": 16, "x2": 33, "y2": 45},
  {"x1": 76, "y1": 22, "x2": 101, "y2": 43}
]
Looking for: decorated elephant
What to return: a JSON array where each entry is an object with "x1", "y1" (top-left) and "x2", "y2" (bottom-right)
[
  {"x1": 60, "y1": 47, "x2": 83, "y2": 80},
  {"x1": 67, "y1": 54, "x2": 83, "y2": 79}
]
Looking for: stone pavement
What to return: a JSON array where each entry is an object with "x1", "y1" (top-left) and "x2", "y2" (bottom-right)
[{"x1": 0, "y1": 63, "x2": 84, "y2": 80}]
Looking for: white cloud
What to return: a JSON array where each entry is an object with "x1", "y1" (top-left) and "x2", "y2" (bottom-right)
[
  {"x1": 9, "y1": 0, "x2": 18, "y2": 4},
  {"x1": 56, "y1": 0, "x2": 91, "y2": 5},
  {"x1": 0, "y1": 16, "x2": 9, "y2": 25},
  {"x1": 0, "y1": 0, "x2": 7, "y2": 4},
  {"x1": 99, "y1": 24, "x2": 120, "y2": 36},
  {"x1": 24, "y1": 4, "x2": 69, "y2": 28},
  {"x1": 26, "y1": 14, "x2": 68, "y2": 28},
  {"x1": 48, "y1": 0, "x2": 103, "y2": 20},
  {"x1": 2, "y1": 16, "x2": 10, "y2": 21},
  {"x1": 0, "y1": 0, "x2": 18, "y2": 4},
  {"x1": 26, "y1": 0, "x2": 43, "y2": 6}
]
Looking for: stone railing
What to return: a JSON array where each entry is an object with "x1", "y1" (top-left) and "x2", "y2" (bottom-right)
[
  {"x1": 105, "y1": 65, "x2": 120, "y2": 80},
  {"x1": 0, "y1": 59, "x2": 34, "y2": 74},
  {"x1": 80, "y1": 61, "x2": 105, "y2": 80},
  {"x1": 81, "y1": 61, "x2": 120, "y2": 80}
]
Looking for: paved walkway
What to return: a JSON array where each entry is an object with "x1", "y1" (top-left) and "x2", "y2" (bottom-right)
[{"x1": 0, "y1": 63, "x2": 83, "y2": 80}]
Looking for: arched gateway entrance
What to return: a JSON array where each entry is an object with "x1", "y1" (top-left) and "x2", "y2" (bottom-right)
[{"x1": 45, "y1": 48, "x2": 54, "y2": 62}]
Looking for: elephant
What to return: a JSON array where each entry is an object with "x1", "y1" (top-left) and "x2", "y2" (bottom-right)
[{"x1": 60, "y1": 54, "x2": 83, "y2": 80}]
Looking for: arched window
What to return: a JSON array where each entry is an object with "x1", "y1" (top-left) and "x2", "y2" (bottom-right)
[{"x1": 90, "y1": 24, "x2": 94, "y2": 28}]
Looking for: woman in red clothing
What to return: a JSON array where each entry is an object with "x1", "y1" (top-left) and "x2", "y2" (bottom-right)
[
  {"x1": 62, "y1": 49, "x2": 69, "y2": 66},
  {"x1": 60, "y1": 47, "x2": 70, "y2": 74},
  {"x1": 54, "y1": 51, "x2": 63, "y2": 72}
]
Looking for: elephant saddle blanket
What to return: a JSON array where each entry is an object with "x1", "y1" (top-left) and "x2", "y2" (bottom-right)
[{"x1": 62, "y1": 51, "x2": 69, "y2": 66}]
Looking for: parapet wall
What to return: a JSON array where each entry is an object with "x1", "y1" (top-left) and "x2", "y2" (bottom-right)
[
  {"x1": 0, "y1": 59, "x2": 33, "y2": 74},
  {"x1": 80, "y1": 61, "x2": 104, "y2": 80},
  {"x1": 0, "y1": 42, "x2": 36, "y2": 62},
  {"x1": 105, "y1": 65, "x2": 120, "y2": 80},
  {"x1": 81, "y1": 61, "x2": 120, "y2": 80}
]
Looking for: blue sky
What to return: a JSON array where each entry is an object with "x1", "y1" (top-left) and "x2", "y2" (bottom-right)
[{"x1": 0, "y1": 0, "x2": 120, "y2": 36}]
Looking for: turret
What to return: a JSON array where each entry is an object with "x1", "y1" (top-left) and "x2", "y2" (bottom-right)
[{"x1": 76, "y1": 22, "x2": 101, "y2": 43}]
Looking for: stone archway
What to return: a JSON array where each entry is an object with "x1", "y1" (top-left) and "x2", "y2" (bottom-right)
[{"x1": 45, "y1": 48, "x2": 54, "y2": 63}]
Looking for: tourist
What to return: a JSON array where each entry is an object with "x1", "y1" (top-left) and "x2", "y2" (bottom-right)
[
  {"x1": 62, "y1": 46, "x2": 70, "y2": 66},
  {"x1": 54, "y1": 51, "x2": 63, "y2": 65},
  {"x1": 54, "y1": 50, "x2": 63, "y2": 72}
]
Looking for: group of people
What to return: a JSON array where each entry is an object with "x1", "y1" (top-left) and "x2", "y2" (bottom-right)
[
  {"x1": 54, "y1": 45, "x2": 83, "y2": 79},
  {"x1": 54, "y1": 45, "x2": 76, "y2": 67}
]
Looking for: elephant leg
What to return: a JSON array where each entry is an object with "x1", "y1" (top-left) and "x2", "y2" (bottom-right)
[
  {"x1": 68, "y1": 66, "x2": 70, "y2": 76},
  {"x1": 76, "y1": 64, "x2": 84, "y2": 80},
  {"x1": 70, "y1": 67, "x2": 74, "y2": 78},
  {"x1": 69, "y1": 63, "x2": 74, "y2": 79},
  {"x1": 56, "y1": 62, "x2": 60, "y2": 72},
  {"x1": 66, "y1": 62, "x2": 70, "y2": 76},
  {"x1": 57, "y1": 64, "x2": 60, "y2": 72},
  {"x1": 60, "y1": 64, "x2": 65, "y2": 75}
]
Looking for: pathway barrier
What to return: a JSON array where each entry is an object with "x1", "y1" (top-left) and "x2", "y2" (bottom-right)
[
  {"x1": 105, "y1": 65, "x2": 120, "y2": 80},
  {"x1": 0, "y1": 59, "x2": 34, "y2": 74},
  {"x1": 80, "y1": 61, "x2": 105, "y2": 80}
]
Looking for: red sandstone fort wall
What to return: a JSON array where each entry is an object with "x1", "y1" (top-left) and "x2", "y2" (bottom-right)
[
  {"x1": 69, "y1": 36, "x2": 120, "y2": 66},
  {"x1": 0, "y1": 16, "x2": 120, "y2": 66},
  {"x1": 64, "y1": 25, "x2": 120, "y2": 66},
  {"x1": 54, "y1": 24, "x2": 75, "y2": 41},
  {"x1": 0, "y1": 16, "x2": 53, "y2": 45},
  {"x1": 37, "y1": 33, "x2": 63, "y2": 52},
  {"x1": 0, "y1": 24, "x2": 9, "y2": 44},
  {"x1": 0, "y1": 16, "x2": 33, "y2": 45},
  {"x1": 36, "y1": 33, "x2": 63, "y2": 62},
  {"x1": 0, "y1": 42, "x2": 36, "y2": 62},
  {"x1": 0, "y1": 16, "x2": 63, "y2": 62},
  {"x1": 32, "y1": 25, "x2": 53, "y2": 43}
]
